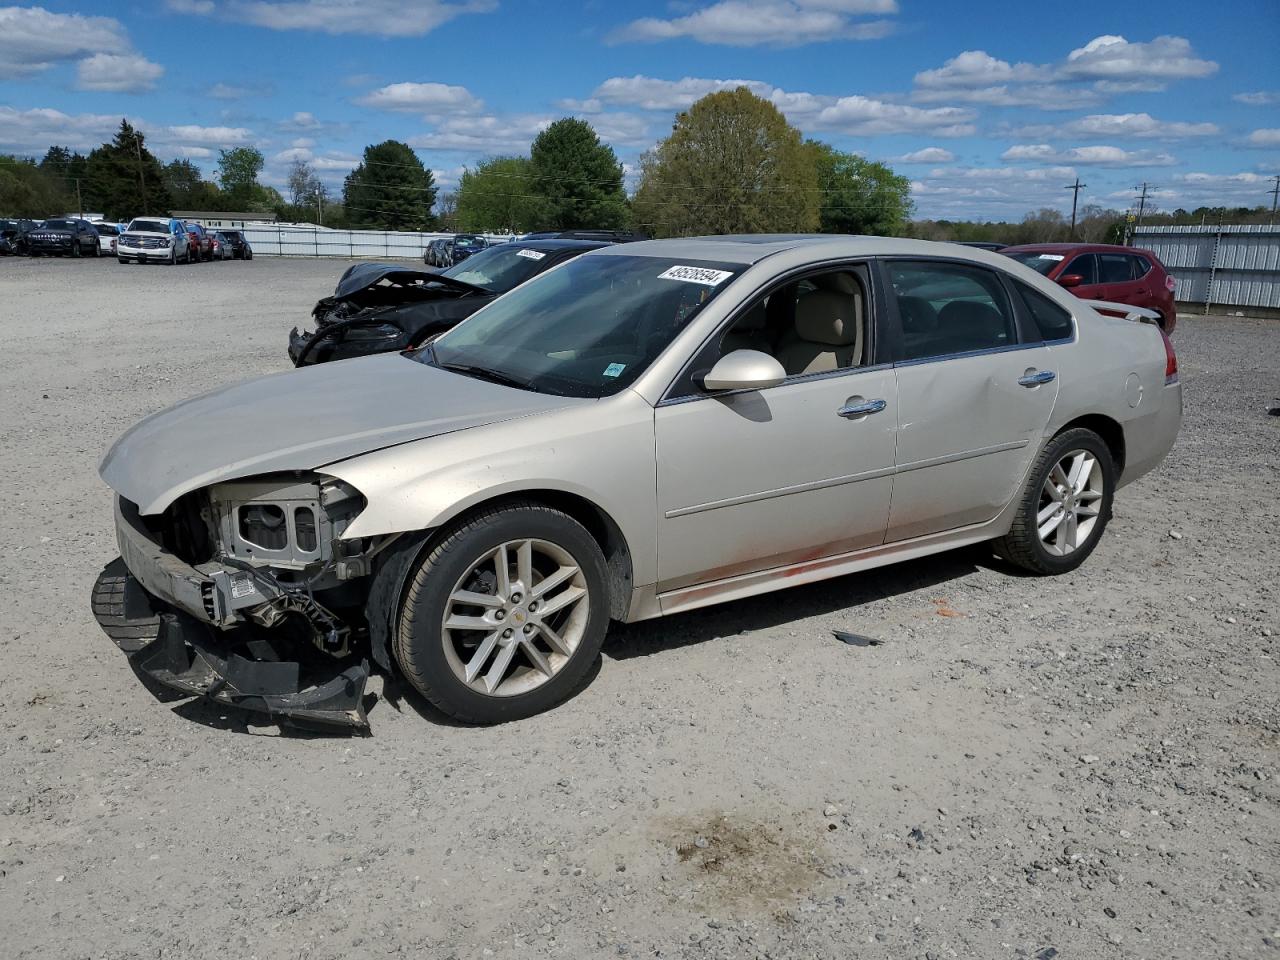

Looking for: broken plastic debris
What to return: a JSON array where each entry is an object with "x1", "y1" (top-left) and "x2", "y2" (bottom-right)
[{"x1": 833, "y1": 630, "x2": 884, "y2": 647}]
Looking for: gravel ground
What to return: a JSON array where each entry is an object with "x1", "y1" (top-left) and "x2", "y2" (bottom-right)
[{"x1": 1, "y1": 255, "x2": 1277, "y2": 960}]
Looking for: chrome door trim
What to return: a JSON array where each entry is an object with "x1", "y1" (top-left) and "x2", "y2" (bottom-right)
[
  {"x1": 894, "y1": 439, "x2": 1030, "y2": 476},
  {"x1": 893, "y1": 339, "x2": 1047, "y2": 368},
  {"x1": 655, "y1": 361, "x2": 894, "y2": 408}
]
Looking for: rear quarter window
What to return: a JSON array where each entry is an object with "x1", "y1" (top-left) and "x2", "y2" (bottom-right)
[{"x1": 1015, "y1": 282, "x2": 1075, "y2": 342}]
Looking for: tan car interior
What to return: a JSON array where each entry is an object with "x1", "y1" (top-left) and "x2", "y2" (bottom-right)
[{"x1": 720, "y1": 271, "x2": 865, "y2": 376}]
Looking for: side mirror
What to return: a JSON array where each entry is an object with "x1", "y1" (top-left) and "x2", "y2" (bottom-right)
[
  {"x1": 702, "y1": 349, "x2": 786, "y2": 392},
  {"x1": 1058, "y1": 273, "x2": 1084, "y2": 288}
]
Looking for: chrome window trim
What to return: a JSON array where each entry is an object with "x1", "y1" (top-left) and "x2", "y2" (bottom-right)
[{"x1": 893, "y1": 340, "x2": 1048, "y2": 368}]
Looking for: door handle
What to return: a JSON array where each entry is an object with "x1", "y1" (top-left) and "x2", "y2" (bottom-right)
[
  {"x1": 837, "y1": 398, "x2": 887, "y2": 419},
  {"x1": 1018, "y1": 370, "x2": 1056, "y2": 387}
]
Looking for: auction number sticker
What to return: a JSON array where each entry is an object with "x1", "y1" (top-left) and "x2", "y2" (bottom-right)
[
  {"x1": 516, "y1": 249, "x2": 546, "y2": 260},
  {"x1": 1037, "y1": 254, "x2": 1065, "y2": 262},
  {"x1": 658, "y1": 265, "x2": 733, "y2": 286}
]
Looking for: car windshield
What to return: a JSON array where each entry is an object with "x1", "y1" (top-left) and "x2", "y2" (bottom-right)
[
  {"x1": 440, "y1": 244, "x2": 564, "y2": 293},
  {"x1": 42, "y1": 219, "x2": 76, "y2": 229},
  {"x1": 423, "y1": 254, "x2": 741, "y2": 398},
  {"x1": 1004, "y1": 251, "x2": 1066, "y2": 275},
  {"x1": 454, "y1": 235, "x2": 484, "y2": 249},
  {"x1": 96, "y1": 224, "x2": 119, "y2": 235},
  {"x1": 129, "y1": 220, "x2": 170, "y2": 233}
]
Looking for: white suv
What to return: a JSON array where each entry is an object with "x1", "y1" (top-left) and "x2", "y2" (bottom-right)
[{"x1": 117, "y1": 218, "x2": 192, "y2": 265}]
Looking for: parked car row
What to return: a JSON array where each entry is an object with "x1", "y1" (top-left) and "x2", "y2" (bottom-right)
[{"x1": 116, "y1": 218, "x2": 253, "y2": 265}]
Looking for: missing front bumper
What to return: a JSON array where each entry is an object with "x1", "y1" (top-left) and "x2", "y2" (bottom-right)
[{"x1": 93, "y1": 558, "x2": 370, "y2": 731}]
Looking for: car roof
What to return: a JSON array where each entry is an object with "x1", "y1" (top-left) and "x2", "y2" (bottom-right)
[
  {"x1": 508, "y1": 238, "x2": 611, "y2": 253},
  {"x1": 1001, "y1": 242, "x2": 1147, "y2": 254},
  {"x1": 588, "y1": 234, "x2": 1003, "y2": 266}
]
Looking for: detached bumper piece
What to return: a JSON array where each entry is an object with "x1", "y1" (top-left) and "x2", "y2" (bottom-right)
[{"x1": 93, "y1": 558, "x2": 370, "y2": 731}]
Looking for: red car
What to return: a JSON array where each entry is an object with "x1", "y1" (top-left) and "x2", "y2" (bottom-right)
[
  {"x1": 183, "y1": 221, "x2": 215, "y2": 262},
  {"x1": 1001, "y1": 243, "x2": 1177, "y2": 333}
]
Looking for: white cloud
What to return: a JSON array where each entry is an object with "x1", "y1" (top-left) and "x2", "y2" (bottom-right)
[
  {"x1": 166, "y1": 0, "x2": 496, "y2": 37},
  {"x1": 609, "y1": 0, "x2": 896, "y2": 47},
  {"x1": 164, "y1": 125, "x2": 254, "y2": 146},
  {"x1": 356, "y1": 81, "x2": 482, "y2": 115},
  {"x1": 210, "y1": 82, "x2": 252, "y2": 100},
  {"x1": 1001, "y1": 144, "x2": 1177, "y2": 167},
  {"x1": 913, "y1": 83, "x2": 1099, "y2": 111},
  {"x1": 1061, "y1": 35, "x2": 1217, "y2": 83},
  {"x1": 577, "y1": 112, "x2": 651, "y2": 148},
  {"x1": 1014, "y1": 113, "x2": 1219, "y2": 140},
  {"x1": 914, "y1": 50, "x2": 1047, "y2": 89},
  {"x1": 0, "y1": 106, "x2": 124, "y2": 152},
  {"x1": 1246, "y1": 128, "x2": 1280, "y2": 147},
  {"x1": 291, "y1": 137, "x2": 316, "y2": 148},
  {"x1": 816, "y1": 96, "x2": 975, "y2": 137},
  {"x1": 76, "y1": 53, "x2": 165, "y2": 93},
  {"x1": 584, "y1": 75, "x2": 773, "y2": 111},
  {"x1": 175, "y1": 145, "x2": 213, "y2": 159},
  {"x1": 409, "y1": 114, "x2": 554, "y2": 154},
  {"x1": 1234, "y1": 91, "x2": 1280, "y2": 106},
  {"x1": 0, "y1": 6, "x2": 129, "y2": 78},
  {"x1": 896, "y1": 147, "x2": 955, "y2": 163}
]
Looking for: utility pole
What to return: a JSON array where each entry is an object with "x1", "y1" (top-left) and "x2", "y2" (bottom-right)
[
  {"x1": 1269, "y1": 175, "x2": 1280, "y2": 225},
  {"x1": 315, "y1": 188, "x2": 322, "y2": 226},
  {"x1": 74, "y1": 178, "x2": 83, "y2": 220},
  {"x1": 1065, "y1": 178, "x2": 1086, "y2": 238},
  {"x1": 134, "y1": 134, "x2": 148, "y2": 215},
  {"x1": 1134, "y1": 182, "x2": 1150, "y2": 226}
]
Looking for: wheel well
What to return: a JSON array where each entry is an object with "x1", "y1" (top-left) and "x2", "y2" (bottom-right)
[
  {"x1": 446, "y1": 490, "x2": 634, "y2": 621},
  {"x1": 1056, "y1": 414, "x2": 1126, "y2": 476}
]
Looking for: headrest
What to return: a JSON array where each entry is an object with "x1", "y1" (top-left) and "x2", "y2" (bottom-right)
[
  {"x1": 814, "y1": 272, "x2": 860, "y2": 296},
  {"x1": 938, "y1": 300, "x2": 1005, "y2": 340},
  {"x1": 898, "y1": 295, "x2": 938, "y2": 333},
  {"x1": 795, "y1": 288, "x2": 861, "y2": 346}
]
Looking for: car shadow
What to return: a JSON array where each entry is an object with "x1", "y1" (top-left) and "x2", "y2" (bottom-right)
[{"x1": 602, "y1": 544, "x2": 997, "y2": 661}]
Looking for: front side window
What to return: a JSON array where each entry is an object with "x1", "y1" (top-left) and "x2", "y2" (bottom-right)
[
  {"x1": 425, "y1": 254, "x2": 742, "y2": 398},
  {"x1": 887, "y1": 260, "x2": 1018, "y2": 361},
  {"x1": 1063, "y1": 254, "x2": 1098, "y2": 285},
  {"x1": 1098, "y1": 253, "x2": 1132, "y2": 284}
]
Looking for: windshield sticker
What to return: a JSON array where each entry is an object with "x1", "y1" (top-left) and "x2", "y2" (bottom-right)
[
  {"x1": 1037, "y1": 254, "x2": 1065, "y2": 261},
  {"x1": 658, "y1": 265, "x2": 734, "y2": 286},
  {"x1": 602, "y1": 362, "x2": 627, "y2": 378},
  {"x1": 516, "y1": 248, "x2": 546, "y2": 260}
]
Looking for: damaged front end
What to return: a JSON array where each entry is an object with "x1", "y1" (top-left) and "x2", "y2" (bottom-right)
[{"x1": 93, "y1": 474, "x2": 396, "y2": 731}]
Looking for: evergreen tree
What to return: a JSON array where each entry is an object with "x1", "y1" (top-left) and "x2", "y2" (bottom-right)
[
  {"x1": 342, "y1": 140, "x2": 436, "y2": 230},
  {"x1": 82, "y1": 120, "x2": 171, "y2": 220},
  {"x1": 528, "y1": 119, "x2": 628, "y2": 230}
]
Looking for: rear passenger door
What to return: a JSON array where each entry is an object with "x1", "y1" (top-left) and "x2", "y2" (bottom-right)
[{"x1": 882, "y1": 259, "x2": 1060, "y2": 542}]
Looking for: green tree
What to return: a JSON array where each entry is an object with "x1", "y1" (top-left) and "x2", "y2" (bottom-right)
[
  {"x1": 528, "y1": 118, "x2": 628, "y2": 230},
  {"x1": 632, "y1": 88, "x2": 818, "y2": 237},
  {"x1": 342, "y1": 140, "x2": 436, "y2": 230},
  {"x1": 808, "y1": 141, "x2": 911, "y2": 236},
  {"x1": 0, "y1": 155, "x2": 74, "y2": 217},
  {"x1": 81, "y1": 120, "x2": 171, "y2": 219},
  {"x1": 162, "y1": 158, "x2": 223, "y2": 210},
  {"x1": 456, "y1": 156, "x2": 547, "y2": 232},
  {"x1": 217, "y1": 146, "x2": 265, "y2": 209}
]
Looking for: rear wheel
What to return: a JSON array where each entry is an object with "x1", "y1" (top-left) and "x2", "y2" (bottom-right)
[
  {"x1": 994, "y1": 428, "x2": 1115, "y2": 575},
  {"x1": 394, "y1": 503, "x2": 610, "y2": 724}
]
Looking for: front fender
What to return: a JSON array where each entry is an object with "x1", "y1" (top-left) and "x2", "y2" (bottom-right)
[{"x1": 325, "y1": 390, "x2": 659, "y2": 588}]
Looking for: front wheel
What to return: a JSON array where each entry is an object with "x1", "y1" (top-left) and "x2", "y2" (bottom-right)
[
  {"x1": 994, "y1": 428, "x2": 1115, "y2": 575},
  {"x1": 394, "y1": 503, "x2": 610, "y2": 724}
]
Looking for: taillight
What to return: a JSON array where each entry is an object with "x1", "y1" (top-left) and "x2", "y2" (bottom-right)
[
  {"x1": 1165, "y1": 275, "x2": 1176, "y2": 293},
  {"x1": 1159, "y1": 326, "x2": 1178, "y2": 384}
]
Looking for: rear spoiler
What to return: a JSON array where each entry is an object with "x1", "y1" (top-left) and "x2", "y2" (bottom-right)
[{"x1": 1082, "y1": 299, "x2": 1162, "y2": 325}]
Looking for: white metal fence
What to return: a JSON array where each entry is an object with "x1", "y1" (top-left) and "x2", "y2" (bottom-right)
[
  {"x1": 1132, "y1": 224, "x2": 1280, "y2": 314},
  {"x1": 239, "y1": 225, "x2": 514, "y2": 260}
]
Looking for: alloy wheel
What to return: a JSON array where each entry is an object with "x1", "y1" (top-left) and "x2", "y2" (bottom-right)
[
  {"x1": 1037, "y1": 449, "x2": 1105, "y2": 556},
  {"x1": 441, "y1": 538, "x2": 589, "y2": 697}
]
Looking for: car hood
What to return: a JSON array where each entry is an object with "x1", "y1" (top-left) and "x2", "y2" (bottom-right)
[
  {"x1": 335, "y1": 261, "x2": 485, "y2": 298},
  {"x1": 122, "y1": 230, "x2": 169, "y2": 239},
  {"x1": 100, "y1": 353, "x2": 580, "y2": 514}
]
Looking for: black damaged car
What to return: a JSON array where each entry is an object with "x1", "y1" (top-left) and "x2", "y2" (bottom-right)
[
  {"x1": 0, "y1": 218, "x2": 38, "y2": 256},
  {"x1": 288, "y1": 238, "x2": 606, "y2": 366}
]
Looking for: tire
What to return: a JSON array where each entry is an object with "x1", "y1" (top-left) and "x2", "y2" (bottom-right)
[
  {"x1": 994, "y1": 428, "x2": 1115, "y2": 575},
  {"x1": 394, "y1": 502, "x2": 611, "y2": 724},
  {"x1": 71, "y1": 240, "x2": 81, "y2": 258},
  {"x1": 117, "y1": 257, "x2": 127, "y2": 265}
]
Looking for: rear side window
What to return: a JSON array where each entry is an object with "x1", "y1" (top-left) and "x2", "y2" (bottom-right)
[
  {"x1": 1015, "y1": 282, "x2": 1075, "y2": 342},
  {"x1": 1098, "y1": 254, "x2": 1132, "y2": 284},
  {"x1": 1129, "y1": 254, "x2": 1152, "y2": 278},
  {"x1": 1062, "y1": 254, "x2": 1097, "y2": 285},
  {"x1": 887, "y1": 260, "x2": 1018, "y2": 361}
]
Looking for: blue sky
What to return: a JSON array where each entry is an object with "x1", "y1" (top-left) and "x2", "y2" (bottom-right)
[{"x1": 1, "y1": 0, "x2": 1277, "y2": 220}]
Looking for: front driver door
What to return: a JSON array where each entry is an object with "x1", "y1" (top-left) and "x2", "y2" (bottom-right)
[{"x1": 653, "y1": 267, "x2": 897, "y2": 597}]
